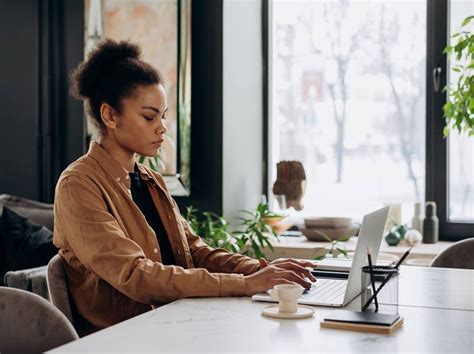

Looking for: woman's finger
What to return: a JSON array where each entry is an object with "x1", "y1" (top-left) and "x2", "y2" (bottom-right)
[
  {"x1": 284, "y1": 270, "x2": 312, "y2": 289},
  {"x1": 272, "y1": 262, "x2": 317, "y2": 282},
  {"x1": 287, "y1": 258, "x2": 317, "y2": 268},
  {"x1": 272, "y1": 258, "x2": 317, "y2": 269},
  {"x1": 272, "y1": 278, "x2": 295, "y2": 287}
]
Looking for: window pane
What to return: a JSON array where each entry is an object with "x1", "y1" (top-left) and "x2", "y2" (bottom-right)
[
  {"x1": 84, "y1": 0, "x2": 178, "y2": 174},
  {"x1": 271, "y1": 0, "x2": 426, "y2": 221},
  {"x1": 447, "y1": 1, "x2": 474, "y2": 222}
]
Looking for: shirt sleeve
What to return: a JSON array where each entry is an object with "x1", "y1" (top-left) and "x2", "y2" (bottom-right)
[
  {"x1": 179, "y1": 215, "x2": 260, "y2": 275},
  {"x1": 53, "y1": 175, "x2": 247, "y2": 304}
]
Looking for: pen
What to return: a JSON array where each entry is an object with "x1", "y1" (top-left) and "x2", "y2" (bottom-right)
[
  {"x1": 393, "y1": 247, "x2": 413, "y2": 268},
  {"x1": 367, "y1": 247, "x2": 379, "y2": 311},
  {"x1": 362, "y1": 247, "x2": 412, "y2": 311}
]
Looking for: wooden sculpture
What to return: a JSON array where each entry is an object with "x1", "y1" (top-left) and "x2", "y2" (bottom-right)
[{"x1": 272, "y1": 161, "x2": 306, "y2": 211}]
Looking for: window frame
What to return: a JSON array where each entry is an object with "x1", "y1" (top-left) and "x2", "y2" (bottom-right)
[
  {"x1": 427, "y1": 0, "x2": 473, "y2": 241},
  {"x1": 264, "y1": 0, "x2": 473, "y2": 241}
]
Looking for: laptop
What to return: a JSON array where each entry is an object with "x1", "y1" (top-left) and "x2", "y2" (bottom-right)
[{"x1": 252, "y1": 205, "x2": 390, "y2": 307}]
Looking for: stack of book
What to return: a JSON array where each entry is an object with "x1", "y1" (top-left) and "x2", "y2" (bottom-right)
[{"x1": 320, "y1": 310, "x2": 403, "y2": 335}]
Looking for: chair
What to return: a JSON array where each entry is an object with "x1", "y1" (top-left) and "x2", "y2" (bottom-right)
[
  {"x1": 47, "y1": 254, "x2": 74, "y2": 325},
  {"x1": 4, "y1": 265, "x2": 49, "y2": 300},
  {"x1": 0, "y1": 287, "x2": 78, "y2": 353},
  {"x1": 430, "y1": 238, "x2": 474, "y2": 269}
]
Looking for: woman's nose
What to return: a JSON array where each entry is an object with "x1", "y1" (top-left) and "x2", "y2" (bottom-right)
[{"x1": 156, "y1": 120, "x2": 168, "y2": 134}]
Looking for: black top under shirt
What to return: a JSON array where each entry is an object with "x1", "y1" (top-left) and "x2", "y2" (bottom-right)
[{"x1": 128, "y1": 168, "x2": 176, "y2": 265}]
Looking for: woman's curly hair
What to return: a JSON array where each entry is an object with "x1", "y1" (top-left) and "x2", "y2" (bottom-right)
[{"x1": 70, "y1": 39, "x2": 163, "y2": 136}]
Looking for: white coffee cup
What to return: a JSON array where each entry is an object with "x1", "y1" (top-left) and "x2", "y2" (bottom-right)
[{"x1": 269, "y1": 284, "x2": 304, "y2": 313}]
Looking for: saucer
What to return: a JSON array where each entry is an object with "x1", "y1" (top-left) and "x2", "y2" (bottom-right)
[{"x1": 262, "y1": 305, "x2": 315, "y2": 319}]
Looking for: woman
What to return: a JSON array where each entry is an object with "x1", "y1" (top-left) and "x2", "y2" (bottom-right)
[{"x1": 54, "y1": 39, "x2": 315, "y2": 336}]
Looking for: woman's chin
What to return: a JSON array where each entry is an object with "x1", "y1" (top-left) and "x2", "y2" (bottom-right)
[{"x1": 136, "y1": 149, "x2": 159, "y2": 158}]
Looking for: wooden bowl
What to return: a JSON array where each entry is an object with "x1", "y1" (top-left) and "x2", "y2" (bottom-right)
[
  {"x1": 300, "y1": 223, "x2": 359, "y2": 241},
  {"x1": 262, "y1": 216, "x2": 284, "y2": 226},
  {"x1": 304, "y1": 217, "x2": 352, "y2": 229},
  {"x1": 263, "y1": 216, "x2": 292, "y2": 235}
]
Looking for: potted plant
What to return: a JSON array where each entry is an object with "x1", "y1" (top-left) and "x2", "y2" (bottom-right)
[
  {"x1": 185, "y1": 203, "x2": 282, "y2": 259},
  {"x1": 185, "y1": 206, "x2": 239, "y2": 253},
  {"x1": 442, "y1": 15, "x2": 474, "y2": 137},
  {"x1": 313, "y1": 233, "x2": 351, "y2": 260},
  {"x1": 233, "y1": 203, "x2": 281, "y2": 259}
]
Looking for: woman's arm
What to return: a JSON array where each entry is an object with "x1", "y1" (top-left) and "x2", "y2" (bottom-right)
[
  {"x1": 180, "y1": 215, "x2": 317, "y2": 278},
  {"x1": 180, "y1": 215, "x2": 261, "y2": 275},
  {"x1": 54, "y1": 175, "x2": 248, "y2": 304}
]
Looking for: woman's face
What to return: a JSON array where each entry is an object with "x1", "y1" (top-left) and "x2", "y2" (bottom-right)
[{"x1": 111, "y1": 83, "x2": 168, "y2": 157}]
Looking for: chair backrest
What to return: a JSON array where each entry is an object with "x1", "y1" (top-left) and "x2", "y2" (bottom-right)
[
  {"x1": 4, "y1": 265, "x2": 49, "y2": 300},
  {"x1": 47, "y1": 254, "x2": 74, "y2": 324},
  {"x1": 0, "y1": 286, "x2": 78, "y2": 353},
  {"x1": 430, "y1": 238, "x2": 474, "y2": 269},
  {"x1": 0, "y1": 193, "x2": 54, "y2": 231}
]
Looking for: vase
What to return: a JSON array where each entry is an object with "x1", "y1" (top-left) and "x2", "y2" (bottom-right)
[
  {"x1": 411, "y1": 202, "x2": 424, "y2": 235},
  {"x1": 423, "y1": 201, "x2": 438, "y2": 244}
]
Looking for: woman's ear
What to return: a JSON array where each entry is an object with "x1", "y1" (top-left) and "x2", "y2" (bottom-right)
[{"x1": 100, "y1": 103, "x2": 118, "y2": 129}]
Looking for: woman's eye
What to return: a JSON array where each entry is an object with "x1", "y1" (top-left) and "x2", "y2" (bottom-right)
[
  {"x1": 162, "y1": 115, "x2": 168, "y2": 121},
  {"x1": 144, "y1": 116, "x2": 154, "y2": 121}
]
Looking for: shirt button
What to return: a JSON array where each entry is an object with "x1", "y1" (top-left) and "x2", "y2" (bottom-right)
[
  {"x1": 116, "y1": 177, "x2": 120, "y2": 182},
  {"x1": 168, "y1": 215, "x2": 172, "y2": 220},
  {"x1": 128, "y1": 190, "x2": 132, "y2": 194},
  {"x1": 153, "y1": 248, "x2": 159, "y2": 254},
  {"x1": 177, "y1": 249, "x2": 182, "y2": 256},
  {"x1": 125, "y1": 175, "x2": 130, "y2": 180}
]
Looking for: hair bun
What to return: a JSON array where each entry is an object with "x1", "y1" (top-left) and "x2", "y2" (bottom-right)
[{"x1": 70, "y1": 39, "x2": 142, "y2": 99}]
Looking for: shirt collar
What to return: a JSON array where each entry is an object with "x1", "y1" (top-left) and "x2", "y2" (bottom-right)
[
  {"x1": 87, "y1": 142, "x2": 132, "y2": 189},
  {"x1": 135, "y1": 163, "x2": 154, "y2": 181},
  {"x1": 87, "y1": 142, "x2": 160, "y2": 191}
]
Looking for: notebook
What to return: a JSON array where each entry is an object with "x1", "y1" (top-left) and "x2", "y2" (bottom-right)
[{"x1": 321, "y1": 310, "x2": 403, "y2": 334}]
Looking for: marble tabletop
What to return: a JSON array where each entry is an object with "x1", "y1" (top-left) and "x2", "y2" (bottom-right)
[{"x1": 50, "y1": 267, "x2": 474, "y2": 353}]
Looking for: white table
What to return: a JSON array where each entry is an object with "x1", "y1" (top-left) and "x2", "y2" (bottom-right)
[{"x1": 50, "y1": 267, "x2": 474, "y2": 353}]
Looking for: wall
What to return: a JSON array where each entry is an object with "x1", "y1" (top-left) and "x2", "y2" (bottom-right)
[
  {"x1": 0, "y1": 0, "x2": 40, "y2": 199},
  {"x1": 223, "y1": 0, "x2": 264, "y2": 224},
  {"x1": 0, "y1": 0, "x2": 84, "y2": 203},
  {"x1": 0, "y1": 0, "x2": 260, "y2": 218}
]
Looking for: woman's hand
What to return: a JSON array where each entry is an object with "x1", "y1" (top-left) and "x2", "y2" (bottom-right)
[
  {"x1": 268, "y1": 258, "x2": 317, "y2": 270},
  {"x1": 244, "y1": 260, "x2": 316, "y2": 296}
]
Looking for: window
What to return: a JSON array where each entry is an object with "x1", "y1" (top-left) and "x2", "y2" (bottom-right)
[
  {"x1": 447, "y1": 0, "x2": 474, "y2": 222},
  {"x1": 270, "y1": 0, "x2": 426, "y2": 222},
  {"x1": 85, "y1": 0, "x2": 179, "y2": 174},
  {"x1": 84, "y1": 0, "x2": 192, "y2": 196}
]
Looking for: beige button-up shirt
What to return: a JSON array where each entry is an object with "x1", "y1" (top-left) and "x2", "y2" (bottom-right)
[{"x1": 53, "y1": 143, "x2": 259, "y2": 335}]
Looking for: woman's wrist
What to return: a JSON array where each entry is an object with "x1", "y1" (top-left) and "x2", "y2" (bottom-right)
[{"x1": 258, "y1": 258, "x2": 268, "y2": 270}]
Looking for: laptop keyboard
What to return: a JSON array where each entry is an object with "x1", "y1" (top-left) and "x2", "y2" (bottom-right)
[{"x1": 301, "y1": 278, "x2": 346, "y2": 303}]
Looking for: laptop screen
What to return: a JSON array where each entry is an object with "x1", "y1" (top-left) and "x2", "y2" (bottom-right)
[{"x1": 342, "y1": 206, "x2": 390, "y2": 305}]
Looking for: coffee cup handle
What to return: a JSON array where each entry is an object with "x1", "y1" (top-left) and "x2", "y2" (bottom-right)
[{"x1": 269, "y1": 289, "x2": 279, "y2": 301}]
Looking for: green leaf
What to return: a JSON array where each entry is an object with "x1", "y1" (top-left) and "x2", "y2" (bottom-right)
[
  {"x1": 149, "y1": 159, "x2": 158, "y2": 172},
  {"x1": 238, "y1": 210, "x2": 254, "y2": 215},
  {"x1": 263, "y1": 237, "x2": 275, "y2": 252},
  {"x1": 251, "y1": 241, "x2": 260, "y2": 258},
  {"x1": 443, "y1": 18, "x2": 474, "y2": 137},
  {"x1": 461, "y1": 15, "x2": 474, "y2": 27},
  {"x1": 336, "y1": 248, "x2": 348, "y2": 257},
  {"x1": 318, "y1": 232, "x2": 332, "y2": 243},
  {"x1": 337, "y1": 235, "x2": 352, "y2": 242}
]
